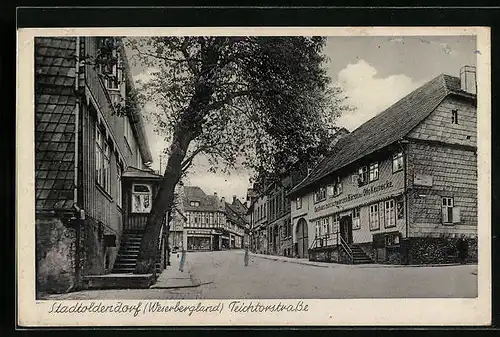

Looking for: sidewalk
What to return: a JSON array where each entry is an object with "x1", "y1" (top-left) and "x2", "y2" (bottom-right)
[
  {"x1": 150, "y1": 252, "x2": 199, "y2": 289},
  {"x1": 248, "y1": 251, "x2": 475, "y2": 269}
]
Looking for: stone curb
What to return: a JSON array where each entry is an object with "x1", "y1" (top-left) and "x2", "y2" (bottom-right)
[{"x1": 250, "y1": 253, "x2": 477, "y2": 269}]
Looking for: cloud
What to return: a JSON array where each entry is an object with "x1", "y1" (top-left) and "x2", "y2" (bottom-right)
[{"x1": 335, "y1": 60, "x2": 424, "y2": 131}]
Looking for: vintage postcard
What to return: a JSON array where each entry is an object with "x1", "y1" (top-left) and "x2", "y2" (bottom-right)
[{"x1": 17, "y1": 26, "x2": 491, "y2": 326}]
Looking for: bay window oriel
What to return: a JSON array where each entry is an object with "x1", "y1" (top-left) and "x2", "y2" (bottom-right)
[{"x1": 132, "y1": 184, "x2": 152, "y2": 213}]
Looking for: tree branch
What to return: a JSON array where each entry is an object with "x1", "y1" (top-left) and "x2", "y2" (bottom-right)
[{"x1": 204, "y1": 90, "x2": 255, "y2": 112}]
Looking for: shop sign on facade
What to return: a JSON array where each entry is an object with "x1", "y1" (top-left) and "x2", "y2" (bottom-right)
[{"x1": 414, "y1": 173, "x2": 433, "y2": 187}]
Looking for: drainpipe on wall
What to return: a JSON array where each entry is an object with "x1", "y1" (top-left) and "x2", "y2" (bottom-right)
[
  {"x1": 72, "y1": 36, "x2": 86, "y2": 290},
  {"x1": 398, "y1": 138, "x2": 410, "y2": 264}
]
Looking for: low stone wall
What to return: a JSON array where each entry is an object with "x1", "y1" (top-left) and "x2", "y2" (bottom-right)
[
  {"x1": 36, "y1": 215, "x2": 110, "y2": 296},
  {"x1": 81, "y1": 217, "x2": 106, "y2": 275},
  {"x1": 309, "y1": 248, "x2": 339, "y2": 263},
  {"x1": 36, "y1": 217, "x2": 77, "y2": 295},
  {"x1": 407, "y1": 236, "x2": 478, "y2": 264}
]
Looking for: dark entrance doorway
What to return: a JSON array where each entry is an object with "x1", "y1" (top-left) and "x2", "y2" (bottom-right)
[
  {"x1": 296, "y1": 218, "x2": 308, "y2": 258},
  {"x1": 212, "y1": 234, "x2": 220, "y2": 251},
  {"x1": 340, "y1": 215, "x2": 353, "y2": 244}
]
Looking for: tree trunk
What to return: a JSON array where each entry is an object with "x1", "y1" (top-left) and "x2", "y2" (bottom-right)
[{"x1": 134, "y1": 127, "x2": 193, "y2": 274}]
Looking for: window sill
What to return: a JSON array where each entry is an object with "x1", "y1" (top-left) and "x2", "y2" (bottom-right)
[
  {"x1": 96, "y1": 183, "x2": 113, "y2": 202},
  {"x1": 392, "y1": 168, "x2": 403, "y2": 174},
  {"x1": 384, "y1": 224, "x2": 397, "y2": 229}
]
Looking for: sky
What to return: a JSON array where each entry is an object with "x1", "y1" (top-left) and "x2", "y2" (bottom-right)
[{"x1": 131, "y1": 35, "x2": 477, "y2": 202}]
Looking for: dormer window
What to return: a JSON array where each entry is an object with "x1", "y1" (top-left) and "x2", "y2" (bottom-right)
[{"x1": 190, "y1": 201, "x2": 200, "y2": 207}]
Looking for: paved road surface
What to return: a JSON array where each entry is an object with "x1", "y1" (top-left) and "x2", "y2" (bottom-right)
[
  {"x1": 44, "y1": 250, "x2": 477, "y2": 300},
  {"x1": 190, "y1": 250, "x2": 477, "y2": 299}
]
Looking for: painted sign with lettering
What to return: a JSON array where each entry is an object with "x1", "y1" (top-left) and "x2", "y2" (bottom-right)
[
  {"x1": 414, "y1": 173, "x2": 433, "y2": 187},
  {"x1": 314, "y1": 180, "x2": 394, "y2": 212}
]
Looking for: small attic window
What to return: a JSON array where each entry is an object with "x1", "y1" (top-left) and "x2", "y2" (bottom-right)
[
  {"x1": 451, "y1": 109, "x2": 459, "y2": 124},
  {"x1": 190, "y1": 201, "x2": 200, "y2": 207}
]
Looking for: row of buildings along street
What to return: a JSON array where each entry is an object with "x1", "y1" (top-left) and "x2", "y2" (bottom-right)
[
  {"x1": 33, "y1": 35, "x2": 478, "y2": 299},
  {"x1": 246, "y1": 67, "x2": 478, "y2": 266}
]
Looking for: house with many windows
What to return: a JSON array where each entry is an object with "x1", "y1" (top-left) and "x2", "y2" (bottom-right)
[
  {"x1": 35, "y1": 37, "x2": 164, "y2": 295},
  {"x1": 289, "y1": 66, "x2": 478, "y2": 265},
  {"x1": 181, "y1": 186, "x2": 247, "y2": 251}
]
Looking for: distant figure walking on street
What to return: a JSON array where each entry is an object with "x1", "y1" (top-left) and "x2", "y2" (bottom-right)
[{"x1": 456, "y1": 235, "x2": 469, "y2": 264}]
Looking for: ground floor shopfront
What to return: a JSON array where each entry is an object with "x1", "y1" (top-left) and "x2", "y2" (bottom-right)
[
  {"x1": 182, "y1": 229, "x2": 243, "y2": 251},
  {"x1": 295, "y1": 189, "x2": 477, "y2": 265}
]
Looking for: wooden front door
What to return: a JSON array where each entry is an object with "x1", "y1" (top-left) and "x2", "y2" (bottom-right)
[
  {"x1": 340, "y1": 215, "x2": 353, "y2": 244},
  {"x1": 296, "y1": 219, "x2": 308, "y2": 258}
]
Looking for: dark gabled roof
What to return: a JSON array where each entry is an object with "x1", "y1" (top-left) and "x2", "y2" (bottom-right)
[
  {"x1": 182, "y1": 186, "x2": 222, "y2": 212},
  {"x1": 225, "y1": 202, "x2": 246, "y2": 226},
  {"x1": 230, "y1": 198, "x2": 248, "y2": 215},
  {"x1": 290, "y1": 73, "x2": 476, "y2": 196},
  {"x1": 35, "y1": 37, "x2": 77, "y2": 211}
]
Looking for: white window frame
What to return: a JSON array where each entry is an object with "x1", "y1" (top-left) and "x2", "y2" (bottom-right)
[
  {"x1": 315, "y1": 220, "x2": 321, "y2": 237},
  {"x1": 314, "y1": 186, "x2": 327, "y2": 203},
  {"x1": 369, "y1": 203, "x2": 380, "y2": 231},
  {"x1": 95, "y1": 127, "x2": 111, "y2": 194},
  {"x1": 384, "y1": 199, "x2": 396, "y2": 228},
  {"x1": 116, "y1": 163, "x2": 122, "y2": 208},
  {"x1": 358, "y1": 166, "x2": 368, "y2": 185},
  {"x1": 322, "y1": 217, "x2": 329, "y2": 235},
  {"x1": 352, "y1": 207, "x2": 361, "y2": 230},
  {"x1": 131, "y1": 183, "x2": 152, "y2": 213},
  {"x1": 393, "y1": 152, "x2": 404, "y2": 173},
  {"x1": 334, "y1": 176, "x2": 343, "y2": 196},
  {"x1": 190, "y1": 201, "x2": 200, "y2": 207},
  {"x1": 369, "y1": 162, "x2": 379, "y2": 182},
  {"x1": 331, "y1": 213, "x2": 340, "y2": 233},
  {"x1": 327, "y1": 184, "x2": 335, "y2": 198},
  {"x1": 442, "y1": 197, "x2": 460, "y2": 224},
  {"x1": 296, "y1": 196, "x2": 302, "y2": 210}
]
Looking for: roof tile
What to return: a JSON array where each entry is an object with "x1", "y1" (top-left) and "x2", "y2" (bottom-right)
[{"x1": 35, "y1": 37, "x2": 76, "y2": 211}]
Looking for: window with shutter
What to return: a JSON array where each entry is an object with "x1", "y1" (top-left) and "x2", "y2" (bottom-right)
[{"x1": 452, "y1": 207, "x2": 461, "y2": 223}]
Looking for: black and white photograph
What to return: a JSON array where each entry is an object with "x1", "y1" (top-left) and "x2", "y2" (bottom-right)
[{"x1": 17, "y1": 26, "x2": 491, "y2": 326}]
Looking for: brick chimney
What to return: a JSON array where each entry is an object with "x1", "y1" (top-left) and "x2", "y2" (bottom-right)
[
  {"x1": 460, "y1": 65, "x2": 476, "y2": 95},
  {"x1": 233, "y1": 195, "x2": 237, "y2": 204}
]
